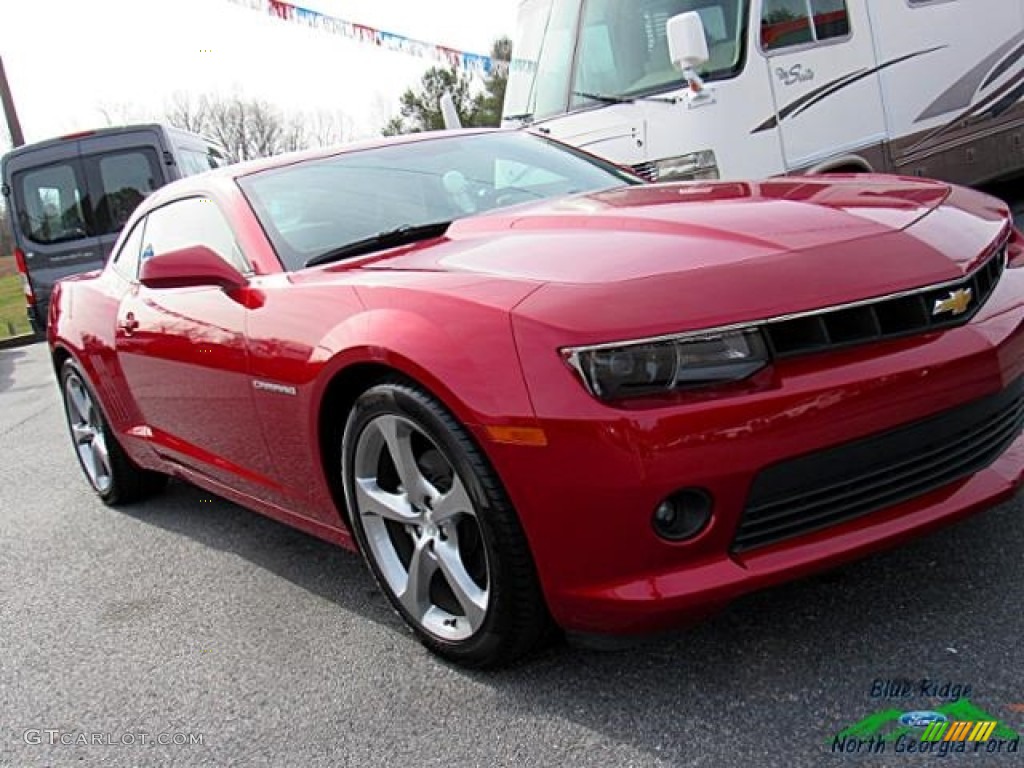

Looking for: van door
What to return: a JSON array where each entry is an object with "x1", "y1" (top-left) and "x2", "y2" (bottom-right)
[
  {"x1": 80, "y1": 130, "x2": 167, "y2": 263},
  {"x1": 8, "y1": 144, "x2": 104, "y2": 329},
  {"x1": 758, "y1": 0, "x2": 887, "y2": 172}
]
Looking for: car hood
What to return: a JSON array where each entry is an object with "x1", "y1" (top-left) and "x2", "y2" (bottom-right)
[{"x1": 361, "y1": 176, "x2": 1009, "y2": 338}]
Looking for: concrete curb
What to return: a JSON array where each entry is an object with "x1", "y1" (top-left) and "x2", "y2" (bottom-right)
[{"x1": 0, "y1": 333, "x2": 43, "y2": 352}]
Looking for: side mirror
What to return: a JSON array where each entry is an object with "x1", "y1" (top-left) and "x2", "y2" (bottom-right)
[
  {"x1": 667, "y1": 11, "x2": 710, "y2": 72},
  {"x1": 139, "y1": 245, "x2": 247, "y2": 291}
]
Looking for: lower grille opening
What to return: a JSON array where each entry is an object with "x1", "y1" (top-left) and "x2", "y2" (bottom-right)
[{"x1": 735, "y1": 378, "x2": 1024, "y2": 552}]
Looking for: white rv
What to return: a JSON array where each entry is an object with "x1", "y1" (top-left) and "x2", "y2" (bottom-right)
[{"x1": 502, "y1": 0, "x2": 1024, "y2": 185}]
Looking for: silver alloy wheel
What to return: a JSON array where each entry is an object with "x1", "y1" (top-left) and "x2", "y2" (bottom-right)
[
  {"x1": 64, "y1": 371, "x2": 113, "y2": 494},
  {"x1": 353, "y1": 413, "x2": 489, "y2": 642}
]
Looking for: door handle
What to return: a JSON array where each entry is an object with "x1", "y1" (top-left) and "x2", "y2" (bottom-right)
[{"x1": 120, "y1": 312, "x2": 139, "y2": 335}]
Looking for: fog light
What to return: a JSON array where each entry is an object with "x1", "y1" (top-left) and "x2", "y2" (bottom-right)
[{"x1": 652, "y1": 489, "x2": 713, "y2": 541}]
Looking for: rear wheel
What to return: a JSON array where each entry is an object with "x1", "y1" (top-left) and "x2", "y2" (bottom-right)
[
  {"x1": 342, "y1": 382, "x2": 550, "y2": 667},
  {"x1": 60, "y1": 360, "x2": 167, "y2": 505}
]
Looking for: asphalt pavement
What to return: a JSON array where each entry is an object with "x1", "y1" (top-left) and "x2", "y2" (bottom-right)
[{"x1": 2, "y1": 184, "x2": 1024, "y2": 767}]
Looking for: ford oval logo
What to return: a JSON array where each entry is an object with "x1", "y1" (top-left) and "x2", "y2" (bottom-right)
[{"x1": 899, "y1": 711, "x2": 948, "y2": 728}]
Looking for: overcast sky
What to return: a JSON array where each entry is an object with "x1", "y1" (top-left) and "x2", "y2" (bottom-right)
[{"x1": 0, "y1": 0, "x2": 520, "y2": 144}]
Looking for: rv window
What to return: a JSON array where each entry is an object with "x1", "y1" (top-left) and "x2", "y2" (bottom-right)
[
  {"x1": 761, "y1": 0, "x2": 849, "y2": 51},
  {"x1": 90, "y1": 149, "x2": 161, "y2": 235},
  {"x1": 571, "y1": 0, "x2": 748, "y2": 108},
  {"x1": 503, "y1": 0, "x2": 580, "y2": 121},
  {"x1": 15, "y1": 162, "x2": 91, "y2": 245}
]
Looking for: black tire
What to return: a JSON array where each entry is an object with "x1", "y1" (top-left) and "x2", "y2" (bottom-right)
[
  {"x1": 60, "y1": 360, "x2": 168, "y2": 506},
  {"x1": 341, "y1": 381, "x2": 551, "y2": 667}
]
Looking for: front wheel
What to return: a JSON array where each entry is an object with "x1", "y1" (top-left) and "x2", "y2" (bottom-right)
[{"x1": 341, "y1": 382, "x2": 550, "y2": 667}]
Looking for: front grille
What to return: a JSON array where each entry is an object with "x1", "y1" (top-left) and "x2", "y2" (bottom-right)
[
  {"x1": 765, "y1": 245, "x2": 1006, "y2": 358},
  {"x1": 631, "y1": 161, "x2": 657, "y2": 182},
  {"x1": 734, "y1": 377, "x2": 1024, "y2": 552}
]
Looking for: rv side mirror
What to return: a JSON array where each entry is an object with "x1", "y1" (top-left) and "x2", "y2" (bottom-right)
[{"x1": 667, "y1": 12, "x2": 710, "y2": 71}]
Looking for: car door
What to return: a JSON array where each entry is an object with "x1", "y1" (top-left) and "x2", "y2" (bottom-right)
[
  {"x1": 759, "y1": 0, "x2": 887, "y2": 171},
  {"x1": 114, "y1": 196, "x2": 277, "y2": 495}
]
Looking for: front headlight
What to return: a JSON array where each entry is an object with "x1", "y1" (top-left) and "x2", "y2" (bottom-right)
[
  {"x1": 563, "y1": 328, "x2": 769, "y2": 399},
  {"x1": 653, "y1": 150, "x2": 720, "y2": 182}
]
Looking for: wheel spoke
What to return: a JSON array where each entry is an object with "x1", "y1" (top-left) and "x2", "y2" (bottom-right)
[
  {"x1": 91, "y1": 436, "x2": 111, "y2": 480},
  {"x1": 398, "y1": 538, "x2": 437, "y2": 620},
  {"x1": 435, "y1": 539, "x2": 488, "y2": 631},
  {"x1": 430, "y1": 473, "x2": 474, "y2": 524},
  {"x1": 355, "y1": 477, "x2": 420, "y2": 523},
  {"x1": 67, "y1": 380, "x2": 91, "y2": 423},
  {"x1": 71, "y1": 423, "x2": 94, "y2": 445},
  {"x1": 376, "y1": 416, "x2": 429, "y2": 499}
]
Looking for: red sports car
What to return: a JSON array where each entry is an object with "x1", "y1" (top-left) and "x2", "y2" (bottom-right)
[{"x1": 48, "y1": 129, "x2": 1024, "y2": 667}]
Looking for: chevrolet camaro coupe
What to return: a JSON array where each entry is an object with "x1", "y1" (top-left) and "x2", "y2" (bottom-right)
[{"x1": 48, "y1": 129, "x2": 1024, "y2": 666}]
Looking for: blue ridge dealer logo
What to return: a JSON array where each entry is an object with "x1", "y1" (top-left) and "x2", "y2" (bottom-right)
[
  {"x1": 898, "y1": 711, "x2": 948, "y2": 728},
  {"x1": 830, "y1": 680, "x2": 1021, "y2": 757}
]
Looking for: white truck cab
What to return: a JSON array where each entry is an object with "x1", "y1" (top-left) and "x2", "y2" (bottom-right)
[{"x1": 503, "y1": 0, "x2": 1024, "y2": 185}]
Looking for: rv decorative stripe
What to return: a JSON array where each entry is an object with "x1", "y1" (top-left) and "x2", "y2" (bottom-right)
[
  {"x1": 981, "y1": 36, "x2": 1024, "y2": 90},
  {"x1": 902, "y1": 66, "x2": 1024, "y2": 160},
  {"x1": 751, "y1": 48, "x2": 944, "y2": 134}
]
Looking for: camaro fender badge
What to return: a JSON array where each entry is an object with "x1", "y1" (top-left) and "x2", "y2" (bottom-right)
[
  {"x1": 933, "y1": 288, "x2": 973, "y2": 317},
  {"x1": 252, "y1": 380, "x2": 298, "y2": 396}
]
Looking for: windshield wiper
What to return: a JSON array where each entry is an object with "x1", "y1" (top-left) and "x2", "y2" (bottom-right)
[
  {"x1": 304, "y1": 221, "x2": 452, "y2": 268},
  {"x1": 503, "y1": 111, "x2": 535, "y2": 125},
  {"x1": 573, "y1": 90, "x2": 680, "y2": 105},
  {"x1": 573, "y1": 90, "x2": 634, "y2": 105}
]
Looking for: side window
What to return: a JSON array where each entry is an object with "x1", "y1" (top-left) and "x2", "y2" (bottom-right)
[
  {"x1": 111, "y1": 218, "x2": 146, "y2": 281},
  {"x1": 762, "y1": 0, "x2": 850, "y2": 51},
  {"x1": 14, "y1": 161, "x2": 91, "y2": 245},
  {"x1": 88, "y1": 149, "x2": 162, "y2": 235},
  {"x1": 142, "y1": 197, "x2": 250, "y2": 275}
]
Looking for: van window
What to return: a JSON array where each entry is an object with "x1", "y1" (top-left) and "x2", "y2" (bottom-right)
[
  {"x1": 761, "y1": 0, "x2": 850, "y2": 51},
  {"x1": 15, "y1": 162, "x2": 90, "y2": 245},
  {"x1": 89, "y1": 149, "x2": 161, "y2": 235},
  {"x1": 178, "y1": 146, "x2": 225, "y2": 176}
]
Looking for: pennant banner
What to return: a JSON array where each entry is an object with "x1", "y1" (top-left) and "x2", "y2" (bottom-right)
[{"x1": 227, "y1": 0, "x2": 509, "y2": 76}]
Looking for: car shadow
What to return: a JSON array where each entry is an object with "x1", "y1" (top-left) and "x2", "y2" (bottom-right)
[{"x1": 123, "y1": 479, "x2": 1023, "y2": 765}]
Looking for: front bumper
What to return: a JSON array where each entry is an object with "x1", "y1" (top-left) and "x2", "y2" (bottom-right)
[{"x1": 490, "y1": 264, "x2": 1024, "y2": 635}]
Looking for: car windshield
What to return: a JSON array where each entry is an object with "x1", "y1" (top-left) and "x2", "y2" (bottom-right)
[
  {"x1": 504, "y1": 0, "x2": 749, "y2": 121},
  {"x1": 238, "y1": 131, "x2": 637, "y2": 271}
]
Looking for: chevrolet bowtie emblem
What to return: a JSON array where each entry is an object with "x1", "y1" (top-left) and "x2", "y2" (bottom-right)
[{"x1": 933, "y1": 288, "x2": 973, "y2": 317}]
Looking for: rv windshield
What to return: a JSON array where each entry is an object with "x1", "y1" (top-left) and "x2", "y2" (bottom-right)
[{"x1": 505, "y1": 0, "x2": 749, "y2": 122}]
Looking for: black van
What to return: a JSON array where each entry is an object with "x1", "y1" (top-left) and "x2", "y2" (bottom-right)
[{"x1": 1, "y1": 123, "x2": 226, "y2": 334}]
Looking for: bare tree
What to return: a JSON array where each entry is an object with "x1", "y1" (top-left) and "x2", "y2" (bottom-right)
[
  {"x1": 165, "y1": 92, "x2": 351, "y2": 163},
  {"x1": 96, "y1": 100, "x2": 150, "y2": 127},
  {"x1": 303, "y1": 110, "x2": 352, "y2": 148},
  {"x1": 166, "y1": 92, "x2": 209, "y2": 134}
]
